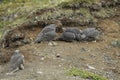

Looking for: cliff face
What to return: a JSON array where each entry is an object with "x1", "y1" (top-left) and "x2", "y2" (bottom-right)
[{"x1": 0, "y1": 0, "x2": 120, "y2": 80}]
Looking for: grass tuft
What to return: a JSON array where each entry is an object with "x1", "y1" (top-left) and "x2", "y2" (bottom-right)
[
  {"x1": 67, "y1": 68, "x2": 108, "y2": 80},
  {"x1": 58, "y1": 0, "x2": 96, "y2": 9}
]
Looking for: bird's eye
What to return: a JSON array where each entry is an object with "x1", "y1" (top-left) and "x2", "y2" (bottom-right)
[{"x1": 56, "y1": 27, "x2": 64, "y2": 33}]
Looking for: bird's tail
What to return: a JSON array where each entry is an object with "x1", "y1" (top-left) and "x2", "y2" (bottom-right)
[{"x1": 34, "y1": 38, "x2": 42, "y2": 43}]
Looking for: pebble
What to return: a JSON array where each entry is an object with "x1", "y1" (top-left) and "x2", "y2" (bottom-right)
[
  {"x1": 48, "y1": 42, "x2": 53, "y2": 46},
  {"x1": 87, "y1": 64, "x2": 95, "y2": 70},
  {"x1": 58, "y1": 65, "x2": 62, "y2": 67},
  {"x1": 37, "y1": 71, "x2": 43, "y2": 74},
  {"x1": 56, "y1": 54, "x2": 61, "y2": 58},
  {"x1": 80, "y1": 47, "x2": 87, "y2": 52},
  {"x1": 41, "y1": 57, "x2": 45, "y2": 60}
]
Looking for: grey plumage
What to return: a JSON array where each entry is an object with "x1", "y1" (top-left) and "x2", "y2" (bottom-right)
[
  {"x1": 58, "y1": 31, "x2": 75, "y2": 42},
  {"x1": 35, "y1": 24, "x2": 57, "y2": 43},
  {"x1": 65, "y1": 28, "x2": 81, "y2": 34},
  {"x1": 81, "y1": 28, "x2": 101, "y2": 41},
  {"x1": 64, "y1": 28, "x2": 82, "y2": 41},
  {"x1": 9, "y1": 50, "x2": 24, "y2": 72}
]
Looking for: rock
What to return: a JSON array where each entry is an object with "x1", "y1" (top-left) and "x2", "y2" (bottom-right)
[
  {"x1": 48, "y1": 42, "x2": 58, "y2": 46},
  {"x1": 80, "y1": 47, "x2": 87, "y2": 52},
  {"x1": 37, "y1": 71, "x2": 43, "y2": 74},
  {"x1": 22, "y1": 39, "x2": 30, "y2": 44},
  {"x1": 87, "y1": 64, "x2": 95, "y2": 70},
  {"x1": 56, "y1": 54, "x2": 61, "y2": 58}
]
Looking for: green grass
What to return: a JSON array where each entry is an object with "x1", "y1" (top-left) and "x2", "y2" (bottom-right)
[{"x1": 67, "y1": 68, "x2": 108, "y2": 80}]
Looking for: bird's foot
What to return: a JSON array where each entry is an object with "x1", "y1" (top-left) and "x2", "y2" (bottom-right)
[
  {"x1": 6, "y1": 72, "x2": 13, "y2": 75},
  {"x1": 6, "y1": 67, "x2": 19, "y2": 75},
  {"x1": 48, "y1": 42, "x2": 53, "y2": 46},
  {"x1": 20, "y1": 64, "x2": 24, "y2": 70},
  {"x1": 52, "y1": 42, "x2": 58, "y2": 46}
]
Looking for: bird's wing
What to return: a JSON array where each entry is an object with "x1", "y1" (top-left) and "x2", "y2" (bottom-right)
[
  {"x1": 10, "y1": 54, "x2": 24, "y2": 65},
  {"x1": 61, "y1": 32, "x2": 75, "y2": 41},
  {"x1": 44, "y1": 31, "x2": 56, "y2": 41},
  {"x1": 42, "y1": 27, "x2": 55, "y2": 33}
]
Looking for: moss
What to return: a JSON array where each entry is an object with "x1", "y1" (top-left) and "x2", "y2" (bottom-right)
[
  {"x1": 58, "y1": 0, "x2": 96, "y2": 9},
  {"x1": 92, "y1": 9, "x2": 108, "y2": 18},
  {"x1": 73, "y1": 0, "x2": 95, "y2": 4},
  {"x1": 37, "y1": 9, "x2": 74, "y2": 21},
  {"x1": 76, "y1": 8, "x2": 94, "y2": 24},
  {"x1": 0, "y1": 31, "x2": 3, "y2": 38},
  {"x1": 67, "y1": 68, "x2": 108, "y2": 80},
  {"x1": 78, "y1": 8, "x2": 92, "y2": 17},
  {"x1": 92, "y1": 8, "x2": 116, "y2": 18},
  {"x1": 0, "y1": 22, "x2": 4, "y2": 29},
  {"x1": 111, "y1": 39, "x2": 120, "y2": 48},
  {"x1": 0, "y1": 22, "x2": 4, "y2": 38}
]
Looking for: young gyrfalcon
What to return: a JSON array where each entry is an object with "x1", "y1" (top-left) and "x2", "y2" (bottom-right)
[
  {"x1": 7, "y1": 50, "x2": 24, "y2": 74},
  {"x1": 81, "y1": 28, "x2": 101, "y2": 41},
  {"x1": 64, "y1": 28, "x2": 82, "y2": 41},
  {"x1": 34, "y1": 24, "x2": 57, "y2": 45},
  {"x1": 57, "y1": 28, "x2": 82, "y2": 42},
  {"x1": 58, "y1": 31, "x2": 76, "y2": 42}
]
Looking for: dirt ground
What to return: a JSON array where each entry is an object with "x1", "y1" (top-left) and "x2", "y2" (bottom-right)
[{"x1": 0, "y1": 18, "x2": 120, "y2": 80}]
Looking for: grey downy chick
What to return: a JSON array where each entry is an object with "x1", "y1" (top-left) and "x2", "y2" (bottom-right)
[
  {"x1": 57, "y1": 28, "x2": 82, "y2": 42},
  {"x1": 58, "y1": 31, "x2": 76, "y2": 42},
  {"x1": 7, "y1": 50, "x2": 24, "y2": 74},
  {"x1": 34, "y1": 24, "x2": 57, "y2": 44},
  {"x1": 65, "y1": 28, "x2": 82, "y2": 41},
  {"x1": 81, "y1": 28, "x2": 101, "y2": 41}
]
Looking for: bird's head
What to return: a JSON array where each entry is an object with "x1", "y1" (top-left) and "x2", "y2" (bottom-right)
[
  {"x1": 52, "y1": 20, "x2": 63, "y2": 33},
  {"x1": 14, "y1": 50, "x2": 20, "y2": 54}
]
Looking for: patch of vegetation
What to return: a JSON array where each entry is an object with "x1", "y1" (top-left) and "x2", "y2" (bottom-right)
[
  {"x1": 0, "y1": 22, "x2": 4, "y2": 29},
  {"x1": 67, "y1": 68, "x2": 108, "y2": 80},
  {"x1": 58, "y1": 0, "x2": 96, "y2": 9},
  {"x1": 72, "y1": 0, "x2": 95, "y2": 4},
  {"x1": 0, "y1": 22, "x2": 4, "y2": 38},
  {"x1": 91, "y1": 8, "x2": 116, "y2": 18},
  {"x1": 10, "y1": 17, "x2": 27, "y2": 26},
  {"x1": 39, "y1": 9, "x2": 74, "y2": 20},
  {"x1": 78, "y1": 8, "x2": 93, "y2": 19},
  {"x1": 111, "y1": 39, "x2": 120, "y2": 48},
  {"x1": 92, "y1": 9, "x2": 109, "y2": 18},
  {"x1": 0, "y1": 31, "x2": 3, "y2": 38},
  {"x1": 0, "y1": 0, "x2": 68, "y2": 26}
]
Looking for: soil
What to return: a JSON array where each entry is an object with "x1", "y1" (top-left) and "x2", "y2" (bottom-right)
[{"x1": 0, "y1": 17, "x2": 120, "y2": 80}]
